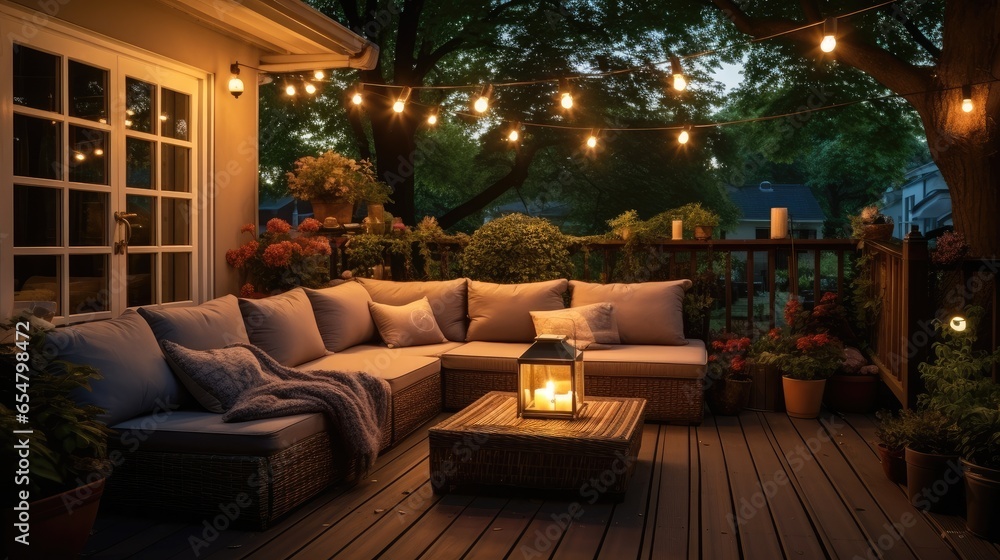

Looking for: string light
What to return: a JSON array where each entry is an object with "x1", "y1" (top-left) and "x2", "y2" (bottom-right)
[
  {"x1": 559, "y1": 78, "x2": 574, "y2": 109},
  {"x1": 677, "y1": 127, "x2": 690, "y2": 145},
  {"x1": 473, "y1": 84, "x2": 494, "y2": 113},
  {"x1": 961, "y1": 85, "x2": 973, "y2": 112},
  {"x1": 507, "y1": 122, "x2": 520, "y2": 142},
  {"x1": 820, "y1": 17, "x2": 837, "y2": 52},
  {"x1": 305, "y1": 83, "x2": 317, "y2": 95},
  {"x1": 314, "y1": 70, "x2": 325, "y2": 80},
  {"x1": 74, "y1": 151, "x2": 86, "y2": 161},
  {"x1": 393, "y1": 87, "x2": 412, "y2": 113},
  {"x1": 351, "y1": 90, "x2": 364, "y2": 105},
  {"x1": 93, "y1": 148, "x2": 104, "y2": 156},
  {"x1": 159, "y1": 114, "x2": 168, "y2": 122},
  {"x1": 285, "y1": 84, "x2": 296, "y2": 96},
  {"x1": 586, "y1": 129, "x2": 599, "y2": 149},
  {"x1": 427, "y1": 108, "x2": 439, "y2": 125},
  {"x1": 670, "y1": 56, "x2": 687, "y2": 91}
]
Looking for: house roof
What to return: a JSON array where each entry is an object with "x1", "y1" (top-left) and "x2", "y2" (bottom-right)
[
  {"x1": 156, "y1": 0, "x2": 377, "y2": 70},
  {"x1": 729, "y1": 183, "x2": 825, "y2": 222}
]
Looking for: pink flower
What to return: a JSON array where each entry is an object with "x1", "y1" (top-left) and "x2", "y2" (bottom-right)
[
  {"x1": 262, "y1": 241, "x2": 295, "y2": 267},
  {"x1": 239, "y1": 283, "x2": 256, "y2": 297},
  {"x1": 266, "y1": 218, "x2": 292, "y2": 234},
  {"x1": 240, "y1": 223, "x2": 256, "y2": 234},
  {"x1": 298, "y1": 218, "x2": 321, "y2": 233}
]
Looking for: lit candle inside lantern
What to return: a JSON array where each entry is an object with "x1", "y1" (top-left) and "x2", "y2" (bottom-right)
[
  {"x1": 533, "y1": 381, "x2": 556, "y2": 411},
  {"x1": 672, "y1": 220, "x2": 683, "y2": 240},
  {"x1": 770, "y1": 208, "x2": 788, "y2": 239},
  {"x1": 554, "y1": 391, "x2": 573, "y2": 411}
]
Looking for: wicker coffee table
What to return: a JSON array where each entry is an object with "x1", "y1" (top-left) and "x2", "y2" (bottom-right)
[{"x1": 428, "y1": 391, "x2": 645, "y2": 496}]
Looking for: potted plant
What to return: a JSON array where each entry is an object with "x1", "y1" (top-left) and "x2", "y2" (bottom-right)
[
  {"x1": 849, "y1": 205, "x2": 894, "y2": 243},
  {"x1": 226, "y1": 218, "x2": 332, "y2": 295},
  {"x1": 874, "y1": 409, "x2": 911, "y2": 484},
  {"x1": 902, "y1": 409, "x2": 963, "y2": 514},
  {"x1": 958, "y1": 411, "x2": 1000, "y2": 540},
  {"x1": 670, "y1": 203, "x2": 719, "y2": 240},
  {"x1": 286, "y1": 150, "x2": 392, "y2": 224},
  {"x1": 705, "y1": 333, "x2": 753, "y2": 415},
  {"x1": 2, "y1": 314, "x2": 113, "y2": 559},
  {"x1": 824, "y1": 347, "x2": 880, "y2": 413}
]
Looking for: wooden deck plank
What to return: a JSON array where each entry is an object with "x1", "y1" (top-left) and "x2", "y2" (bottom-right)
[
  {"x1": 550, "y1": 501, "x2": 615, "y2": 560},
  {"x1": 645, "y1": 425, "x2": 692, "y2": 560},
  {"x1": 696, "y1": 416, "x2": 740, "y2": 560},
  {"x1": 416, "y1": 496, "x2": 509, "y2": 559},
  {"x1": 462, "y1": 499, "x2": 544, "y2": 560},
  {"x1": 330, "y1": 481, "x2": 444, "y2": 560},
  {"x1": 376, "y1": 493, "x2": 476, "y2": 560},
  {"x1": 687, "y1": 429, "x2": 700, "y2": 560},
  {"x1": 828, "y1": 412, "x2": 960, "y2": 559},
  {"x1": 716, "y1": 415, "x2": 785, "y2": 560},
  {"x1": 596, "y1": 424, "x2": 660, "y2": 559},
  {"x1": 289, "y1": 457, "x2": 433, "y2": 559},
  {"x1": 81, "y1": 516, "x2": 161, "y2": 557},
  {"x1": 930, "y1": 514, "x2": 1000, "y2": 560},
  {"x1": 637, "y1": 424, "x2": 666, "y2": 559},
  {"x1": 789, "y1": 416, "x2": 918, "y2": 560},
  {"x1": 506, "y1": 501, "x2": 581, "y2": 560},
  {"x1": 740, "y1": 412, "x2": 827, "y2": 560},
  {"x1": 85, "y1": 522, "x2": 188, "y2": 560},
  {"x1": 764, "y1": 412, "x2": 876, "y2": 560}
]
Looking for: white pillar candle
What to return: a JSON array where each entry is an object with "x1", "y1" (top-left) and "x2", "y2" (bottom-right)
[
  {"x1": 770, "y1": 208, "x2": 788, "y2": 239},
  {"x1": 672, "y1": 220, "x2": 683, "y2": 240},
  {"x1": 533, "y1": 381, "x2": 556, "y2": 411},
  {"x1": 554, "y1": 391, "x2": 573, "y2": 411}
]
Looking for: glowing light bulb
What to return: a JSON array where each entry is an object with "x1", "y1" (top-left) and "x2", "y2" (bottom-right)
[
  {"x1": 508, "y1": 129, "x2": 519, "y2": 142},
  {"x1": 961, "y1": 85, "x2": 974, "y2": 112},
  {"x1": 820, "y1": 35, "x2": 836, "y2": 52},
  {"x1": 678, "y1": 129, "x2": 690, "y2": 144},
  {"x1": 950, "y1": 316, "x2": 967, "y2": 332},
  {"x1": 126, "y1": 109, "x2": 135, "y2": 116},
  {"x1": 305, "y1": 83, "x2": 317, "y2": 95},
  {"x1": 672, "y1": 73, "x2": 687, "y2": 92},
  {"x1": 314, "y1": 70, "x2": 325, "y2": 80},
  {"x1": 962, "y1": 98, "x2": 974, "y2": 112},
  {"x1": 351, "y1": 92, "x2": 363, "y2": 105},
  {"x1": 74, "y1": 152, "x2": 85, "y2": 161},
  {"x1": 228, "y1": 76, "x2": 245, "y2": 98},
  {"x1": 159, "y1": 114, "x2": 168, "y2": 122},
  {"x1": 561, "y1": 92, "x2": 573, "y2": 109},
  {"x1": 586, "y1": 135, "x2": 597, "y2": 148},
  {"x1": 124, "y1": 119, "x2": 133, "y2": 128},
  {"x1": 820, "y1": 17, "x2": 837, "y2": 53},
  {"x1": 93, "y1": 148, "x2": 104, "y2": 156},
  {"x1": 393, "y1": 100, "x2": 405, "y2": 113},
  {"x1": 98, "y1": 118, "x2": 108, "y2": 124},
  {"x1": 427, "y1": 114, "x2": 438, "y2": 125},
  {"x1": 474, "y1": 96, "x2": 489, "y2": 113},
  {"x1": 285, "y1": 84, "x2": 296, "y2": 96}
]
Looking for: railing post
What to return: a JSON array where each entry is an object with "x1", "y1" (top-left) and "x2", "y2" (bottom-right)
[{"x1": 901, "y1": 226, "x2": 930, "y2": 408}]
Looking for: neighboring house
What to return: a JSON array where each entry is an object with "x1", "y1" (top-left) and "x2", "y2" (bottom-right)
[
  {"x1": 1, "y1": 0, "x2": 376, "y2": 323},
  {"x1": 881, "y1": 162, "x2": 951, "y2": 239},
  {"x1": 726, "y1": 182, "x2": 826, "y2": 240}
]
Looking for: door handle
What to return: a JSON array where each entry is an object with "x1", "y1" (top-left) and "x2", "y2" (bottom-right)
[{"x1": 114, "y1": 212, "x2": 138, "y2": 254}]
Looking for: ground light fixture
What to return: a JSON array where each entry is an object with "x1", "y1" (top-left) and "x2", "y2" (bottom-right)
[
  {"x1": 820, "y1": 17, "x2": 837, "y2": 53},
  {"x1": 949, "y1": 315, "x2": 967, "y2": 332}
]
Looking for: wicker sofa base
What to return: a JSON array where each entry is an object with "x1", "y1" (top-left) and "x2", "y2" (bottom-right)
[
  {"x1": 392, "y1": 372, "x2": 443, "y2": 442},
  {"x1": 443, "y1": 368, "x2": 703, "y2": 425}
]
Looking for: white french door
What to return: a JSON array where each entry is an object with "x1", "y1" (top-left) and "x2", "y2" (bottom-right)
[{"x1": 1, "y1": 16, "x2": 205, "y2": 324}]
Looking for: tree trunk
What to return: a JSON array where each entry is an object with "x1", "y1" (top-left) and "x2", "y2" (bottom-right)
[{"x1": 367, "y1": 95, "x2": 419, "y2": 226}]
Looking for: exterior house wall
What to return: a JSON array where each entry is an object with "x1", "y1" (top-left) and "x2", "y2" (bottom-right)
[
  {"x1": 725, "y1": 221, "x2": 825, "y2": 240},
  {"x1": 6, "y1": 0, "x2": 260, "y2": 298},
  {"x1": 882, "y1": 162, "x2": 951, "y2": 239}
]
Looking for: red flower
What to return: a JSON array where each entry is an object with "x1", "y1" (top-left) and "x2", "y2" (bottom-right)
[
  {"x1": 298, "y1": 218, "x2": 321, "y2": 233},
  {"x1": 768, "y1": 328, "x2": 781, "y2": 340},
  {"x1": 731, "y1": 355, "x2": 746, "y2": 373},
  {"x1": 784, "y1": 299, "x2": 802, "y2": 327},
  {"x1": 820, "y1": 292, "x2": 838, "y2": 305},
  {"x1": 240, "y1": 223, "x2": 256, "y2": 234},
  {"x1": 262, "y1": 241, "x2": 295, "y2": 267},
  {"x1": 239, "y1": 283, "x2": 256, "y2": 297},
  {"x1": 266, "y1": 218, "x2": 292, "y2": 234}
]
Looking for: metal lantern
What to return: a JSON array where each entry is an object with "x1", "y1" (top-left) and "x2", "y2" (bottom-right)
[{"x1": 517, "y1": 334, "x2": 585, "y2": 419}]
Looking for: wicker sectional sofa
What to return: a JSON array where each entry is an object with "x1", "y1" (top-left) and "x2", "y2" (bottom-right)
[{"x1": 49, "y1": 277, "x2": 706, "y2": 529}]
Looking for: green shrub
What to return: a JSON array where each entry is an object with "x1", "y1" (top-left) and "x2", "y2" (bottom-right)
[{"x1": 460, "y1": 213, "x2": 573, "y2": 283}]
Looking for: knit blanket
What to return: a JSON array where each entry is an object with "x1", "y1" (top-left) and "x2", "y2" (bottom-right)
[{"x1": 220, "y1": 343, "x2": 390, "y2": 475}]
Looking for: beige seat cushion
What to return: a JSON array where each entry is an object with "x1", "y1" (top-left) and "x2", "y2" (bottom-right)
[
  {"x1": 305, "y1": 282, "x2": 376, "y2": 352},
  {"x1": 239, "y1": 288, "x2": 327, "y2": 367},
  {"x1": 570, "y1": 280, "x2": 691, "y2": 345},
  {"x1": 440, "y1": 341, "x2": 533, "y2": 373},
  {"x1": 582, "y1": 340, "x2": 707, "y2": 379},
  {"x1": 466, "y1": 279, "x2": 568, "y2": 342},
  {"x1": 358, "y1": 278, "x2": 468, "y2": 342},
  {"x1": 298, "y1": 352, "x2": 440, "y2": 394},
  {"x1": 339, "y1": 342, "x2": 465, "y2": 359},
  {"x1": 111, "y1": 411, "x2": 327, "y2": 455},
  {"x1": 368, "y1": 297, "x2": 448, "y2": 348}
]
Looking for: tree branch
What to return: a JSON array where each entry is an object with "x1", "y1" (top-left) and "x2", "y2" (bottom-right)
[
  {"x1": 394, "y1": 0, "x2": 424, "y2": 83},
  {"x1": 345, "y1": 104, "x2": 373, "y2": 162},
  {"x1": 336, "y1": 0, "x2": 362, "y2": 30},
  {"x1": 880, "y1": 4, "x2": 941, "y2": 59},
  {"x1": 437, "y1": 140, "x2": 554, "y2": 229}
]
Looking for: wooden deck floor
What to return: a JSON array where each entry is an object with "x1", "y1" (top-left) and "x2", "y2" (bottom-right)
[{"x1": 84, "y1": 410, "x2": 1000, "y2": 560}]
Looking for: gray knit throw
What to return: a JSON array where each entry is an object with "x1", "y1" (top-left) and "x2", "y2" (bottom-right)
[{"x1": 221, "y1": 343, "x2": 390, "y2": 476}]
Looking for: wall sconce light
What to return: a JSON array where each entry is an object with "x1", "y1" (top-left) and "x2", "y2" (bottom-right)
[{"x1": 228, "y1": 63, "x2": 245, "y2": 99}]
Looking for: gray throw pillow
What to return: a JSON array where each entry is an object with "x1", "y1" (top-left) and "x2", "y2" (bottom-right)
[
  {"x1": 43, "y1": 309, "x2": 184, "y2": 425},
  {"x1": 569, "y1": 279, "x2": 691, "y2": 345},
  {"x1": 138, "y1": 294, "x2": 249, "y2": 350},
  {"x1": 305, "y1": 282, "x2": 376, "y2": 352},
  {"x1": 160, "y1": 340, "x2": 267, "y2": 413},
  {"x1": 530, "y1": 302, "x2": 619, "y2": 349},
  {"x1": 368, "y1": 297, "x2": 449, "y2": 348},
  {"x1": 238, "y1": 288, "x2": 327, "y2": 367},
  {"x1": 466, "y1": 279, "x2": 568, "y2": 342}
]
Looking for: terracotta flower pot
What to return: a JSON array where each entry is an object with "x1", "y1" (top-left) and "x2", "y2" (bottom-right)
[
  {"x1": 905, "y1": 447, "x2": 963, "y2": 514},
  {"x1": 693, "y1": 225, "x2": 714, "y2": 240},
  {"x1": 781, "y1": 376, "x2": 826, "y2": 419},
  {"x1": 876, "y1": 443, "x2": 907, "y2": 485},
  {"x1": 5, "y1": 477, "x2": 105, "y2": 559},
  {"x1": 962, "y1": 459, "x2": 1000, "y2": 541},
  {"x1": 823, "y1": 374, "x2": 877, "y2": 413},
  {"x1": 706, "y1": 378, "x2": 753, "y2": 416},
  {"x1": 310, "y1": 199, "x2": 354, "y2": 224}
]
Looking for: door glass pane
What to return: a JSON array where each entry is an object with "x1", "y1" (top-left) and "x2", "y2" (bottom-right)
[
  {"x1": 161, "y1": 88, "x2": 190, "y2": 140},
  {"x1": 126, "y1": 195, "x2": 156, "y2": 246},
  {"x1": 14, "y1": 114, "x2": 61, "y2": 179},
  {"x1": 161, "y1": 198, "x2": 191, "y2": 245},
  {"x1": 161, "y1": 144, "x2": 190, "y2": 192},
  {"x1": 68, "y1": 60, "x2": 108, "y2": 123},
  {"x1": 69, "y1": 125, "x2": 109, "y2": 184},
  {"x1": 13, "y1": 44, "x2": 60, "y2": 112},
  {"x1": 69, "y1": 190, "x2": 109, "y2": 246},
  {"x1": 14, "y1": 255, "x2": 61, "y2": 316},
  {"x1": 127, "y1": 254, "x2": 155, "y2": 307},
  {"x1": 13, "y1": 185, "x2": 60, "y2": 247},
  {"x1": 125, "y1": 77, "x2": 154, "y2": 133},
  {"x1": 126, "y1": 138, "x2": 155, "y2": 189},
  {"x1": 162, "y1": 253, "x2": 191, "y2": 303},
  {"x1": 69, "y1": 254, "x2": 109, "y2": 314}
]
